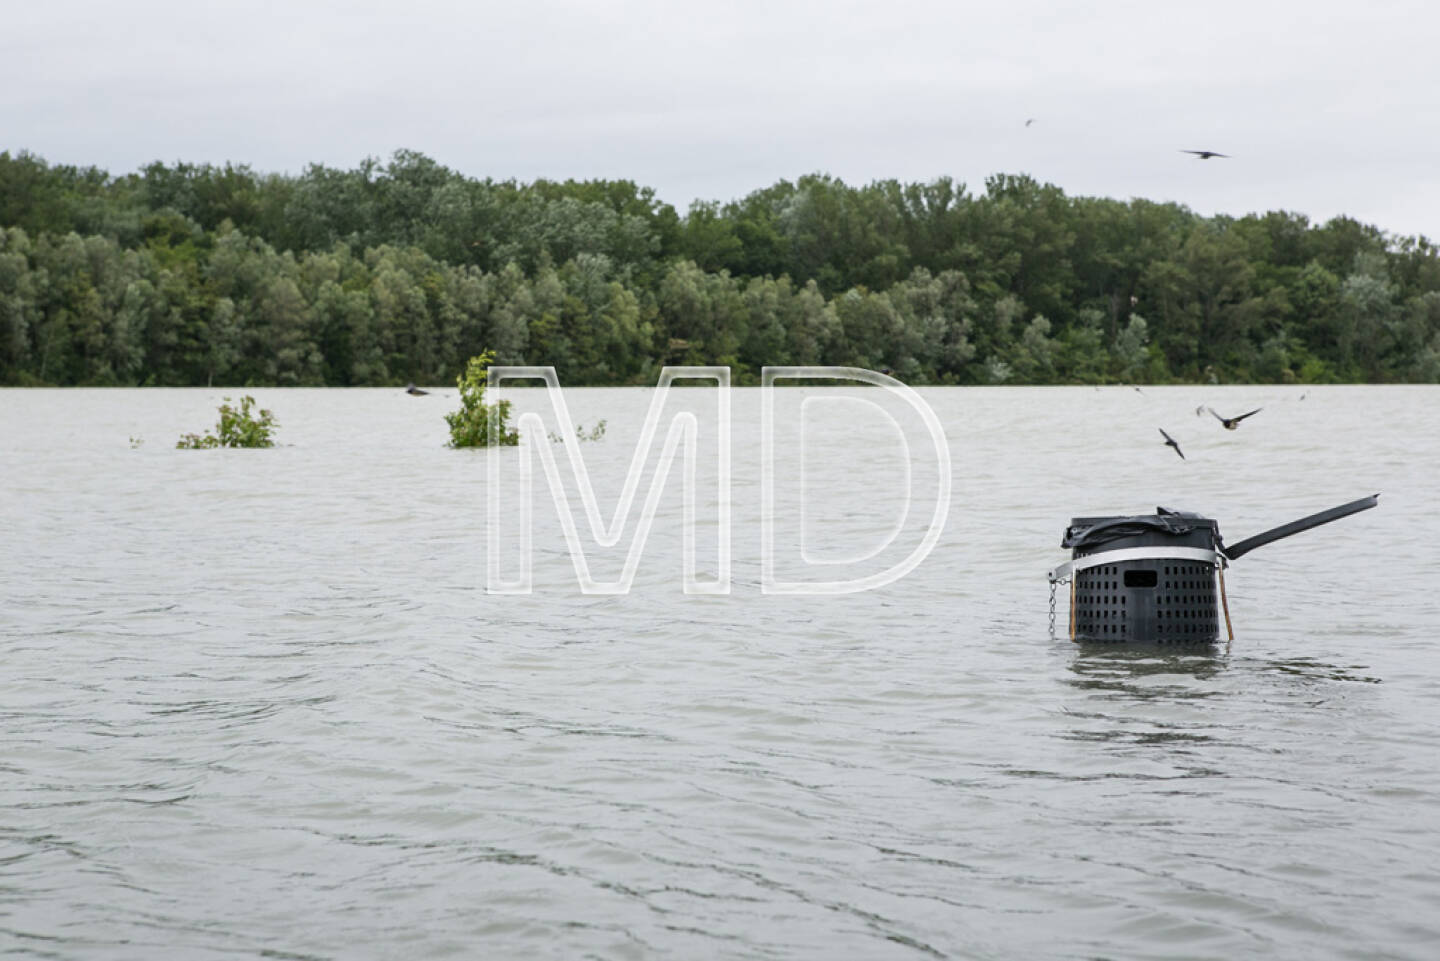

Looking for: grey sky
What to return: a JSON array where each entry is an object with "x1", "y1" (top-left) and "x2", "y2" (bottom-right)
[{"x1": 5, "y1": 0, "x2": 1437, "y2": 239}]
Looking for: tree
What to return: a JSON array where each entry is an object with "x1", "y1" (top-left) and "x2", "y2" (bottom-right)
[
  {"x1": 1112, "y1": 313, "x2": 1151, "y2": 382},
  {"x1": 1011, "y1": 315, "x2": 1059, "y2": 382},
  {"x1": 1337, "y1": 251, "x2": 1399, "y2": 380}
]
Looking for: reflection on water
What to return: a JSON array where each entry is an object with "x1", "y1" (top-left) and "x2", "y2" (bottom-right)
[
  {"x1": 1069, "y1": 642, "x2": 1229, "y2": 691},
  {"x1": 1061, "y1": 645, "x2": 1231, "y2": 762},
  {"x1": 1061, "y1": 643, "x2": 1387, "y2": 777},
  {"x1": 1068, "y1": 645, "x2": 1381, "y2": 695},
  {"x1": 1241, "y1": 654, "x2": 1383, "y2": 685}
]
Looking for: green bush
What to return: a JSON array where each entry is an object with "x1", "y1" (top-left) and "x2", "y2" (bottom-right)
[
  {"x1": 177, "y1": 396, "x2": 278, "y2": 448},
  {"x1": 445, "y1": 350, "x2": 520, "y2": 448}
]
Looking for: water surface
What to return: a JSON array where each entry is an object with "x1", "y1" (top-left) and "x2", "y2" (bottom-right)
[{"x1": 2, "y1": 385, "x2": 1437, "y2": 960}]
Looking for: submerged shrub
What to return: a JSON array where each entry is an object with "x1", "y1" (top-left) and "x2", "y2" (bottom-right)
[
  {"x1": 445, "y1": 350, "x2": 520, "y2": 448},
  {"x1": 547, "y1": 419, "x2": 607, "y2": 443},
  {"x1": 177, "y1": 396, "x2": 278, "y2": 448}
]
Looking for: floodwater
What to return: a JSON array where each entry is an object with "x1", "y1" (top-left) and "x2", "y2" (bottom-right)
[{"x1": 2, "y1": 384, "x2": 1437, "y2": 960}]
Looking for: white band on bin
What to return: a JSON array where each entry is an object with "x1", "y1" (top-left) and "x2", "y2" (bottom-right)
[{"x1": 1048, "y1": 546, "x2": 1225, "y2": 583}]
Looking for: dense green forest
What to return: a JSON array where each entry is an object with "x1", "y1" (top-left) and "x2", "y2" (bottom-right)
[{"x1": 2, "y1": 148, "x2": 1438, "y2": 387}]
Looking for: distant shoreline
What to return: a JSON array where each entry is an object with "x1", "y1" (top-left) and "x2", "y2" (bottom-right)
[{"x1": 4, "y1": 150, "x2": 1438, "y2": 389}]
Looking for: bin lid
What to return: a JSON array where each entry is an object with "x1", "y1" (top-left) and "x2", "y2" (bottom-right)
[{"x1": 1062, "y1": 507, "x2": 1219, "y2": 550}]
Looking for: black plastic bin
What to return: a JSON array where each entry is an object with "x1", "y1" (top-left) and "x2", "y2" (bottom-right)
[{"x1": 1063, "y1": 511, "x2": 1224, "y2": 642}]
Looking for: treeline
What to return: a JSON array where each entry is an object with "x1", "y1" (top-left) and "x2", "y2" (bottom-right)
[{"x1": 3, "y1": 148, "x2": 1439, "y2": 387}]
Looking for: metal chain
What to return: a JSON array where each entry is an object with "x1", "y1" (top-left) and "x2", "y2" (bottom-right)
[
  {"x1": 1048, "y1": 575, "x2": 1070, "y2": 640},
  {"x1": 1048, "y1": 580, "x2": 1056, "y2": 638}
]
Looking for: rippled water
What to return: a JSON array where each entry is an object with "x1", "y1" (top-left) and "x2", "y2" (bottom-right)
[{"x1": 3, "y1": 384, "x2": 1438, "y2": 960}]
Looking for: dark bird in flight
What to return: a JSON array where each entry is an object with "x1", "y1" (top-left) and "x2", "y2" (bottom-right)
[
  {"x1": 1182, "y1": 150, "x2": 1230, "y2": 160},
  {"x1": 1207, "y1": 406, "x2": 1261, "y2": 430},
  {"x1": 1025, "y1": 118, "x2": 1036, "y2": 127},
  {"x1": 405, "y1": 383, "x2": 429, "y2": 396},
  {"x1": 1159, "y1": 428, "x2": 1185, "y2": 460}
]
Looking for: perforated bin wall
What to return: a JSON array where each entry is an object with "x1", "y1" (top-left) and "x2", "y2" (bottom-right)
[
  {"x1": 1073, "y1": 558, "x2": 1135, "y2": 640},
  {"x1": 1073, "y1": 554, "x2": 1219, "y2": 642},
  {"x1": 1155, "y1": 560, "x2": 1219, "y2": 640}
]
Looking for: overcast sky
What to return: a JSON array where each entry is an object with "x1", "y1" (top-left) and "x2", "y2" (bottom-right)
[{"x1": 5, "y1": 0, "x2": 1438, "y2": 239}]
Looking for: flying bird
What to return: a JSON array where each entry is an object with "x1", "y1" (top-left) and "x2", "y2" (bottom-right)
[
  {"x1": 1025, "y1": 118, "x2": 1036, "y2": 127},
  {"x1": 1159, "y1": 428, "x2": 1185, "y2": 460},
  {"x1": 1207, "y1": 406, "x2": 1261, "y2": 430},
  {"x1": 1182, "y1": 150, "x2": 1230, "y2": 160},
  {"x1": 405, "y1": 383, "x2": 429, "y2": 396}
]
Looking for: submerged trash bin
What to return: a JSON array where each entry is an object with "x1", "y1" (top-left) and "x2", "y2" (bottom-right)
[
  {"x1": 1054, "y1": 509, "x2": 1226, "y2": 642},
  {"x1": 1047, "y1": 495, "x2": 1379, "y2": 643}
]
